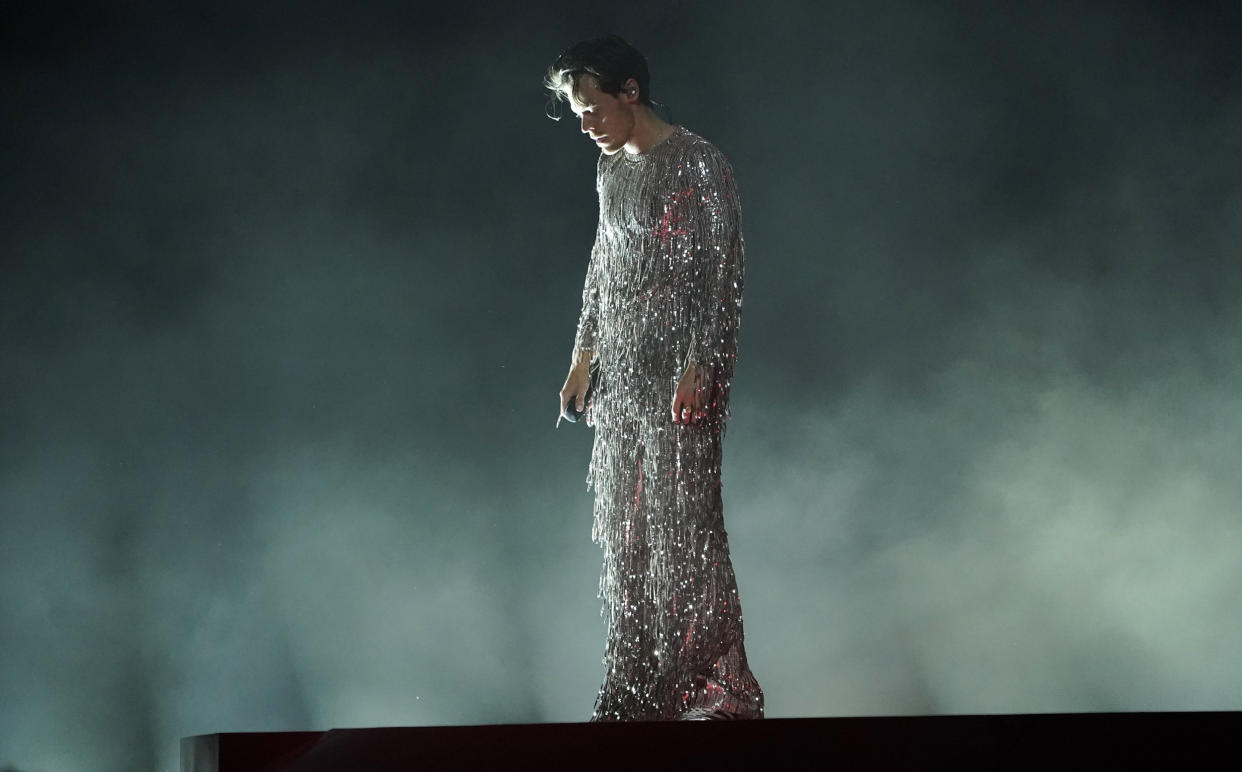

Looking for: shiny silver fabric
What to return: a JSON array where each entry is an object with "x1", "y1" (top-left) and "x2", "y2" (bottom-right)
[{"x1": 571, "y1": 125, "x2": 763, "y2": 721}]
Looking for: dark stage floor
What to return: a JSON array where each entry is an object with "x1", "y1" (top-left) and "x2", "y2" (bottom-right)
[{"x1": 184, "y1": 711, "x2": 1239, "y2": 770}]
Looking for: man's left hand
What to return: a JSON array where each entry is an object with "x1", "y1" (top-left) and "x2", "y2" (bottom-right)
[{"x1": 671, "y1": 362, "x2": 710, "y2": 425}]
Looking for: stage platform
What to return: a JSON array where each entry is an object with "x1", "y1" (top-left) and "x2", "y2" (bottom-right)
[{"x1": 183, "y1": 711, "x2": 1238, "y2": 770}]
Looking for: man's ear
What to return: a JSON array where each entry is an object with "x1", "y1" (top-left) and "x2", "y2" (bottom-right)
[{"x1": 622, "y1": 77, "x2": 639, "y2": 102}]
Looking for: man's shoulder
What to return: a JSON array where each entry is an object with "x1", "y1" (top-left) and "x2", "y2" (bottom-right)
[
  {"x1": 669, "y1": 127, "x2": 734, "y2": 175},
  {"x1": 675, "y1": 127, "x2": 730, "y2": 165},
  {"x1": 672, "y1": 126, "x2": 721, "y2": 153}
]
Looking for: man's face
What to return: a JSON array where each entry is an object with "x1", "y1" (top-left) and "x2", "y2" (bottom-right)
[{"x1": 565, "y1": 75, "x2": 636, "y2": 156}]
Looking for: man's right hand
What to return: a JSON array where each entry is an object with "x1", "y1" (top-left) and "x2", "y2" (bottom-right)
[{"x1": 557, "y1": 355, "x2": 593, "y2": 427}]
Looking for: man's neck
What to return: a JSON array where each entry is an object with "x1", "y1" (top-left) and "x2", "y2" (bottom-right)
[{"x1": 624, "y1": 107, "x2": 675, "y2": 155}]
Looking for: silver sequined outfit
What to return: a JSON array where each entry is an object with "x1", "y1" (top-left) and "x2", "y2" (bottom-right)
[{"x1": 571, "y1": 125, "x2": 763, "y2": 721}]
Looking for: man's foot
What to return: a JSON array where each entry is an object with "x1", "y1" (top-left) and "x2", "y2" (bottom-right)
[{"x1": 678, "y1": 707, "x2": 740, "y2": 721}]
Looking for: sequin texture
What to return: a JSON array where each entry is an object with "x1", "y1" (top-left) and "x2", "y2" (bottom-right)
[{"x1": 571, "y1": 126, "x2": 763, "y2": 721}]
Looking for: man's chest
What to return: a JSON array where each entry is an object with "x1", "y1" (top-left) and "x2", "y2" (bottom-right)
[{"x1": 598, "y1": 161, "x2": 697, "y2": 246}]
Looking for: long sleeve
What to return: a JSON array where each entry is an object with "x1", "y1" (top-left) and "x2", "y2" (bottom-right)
[
  {"x1": 572, "y1": 229, "x2": 602, "y2": 365},
  {"x1": 678, "y1": 142, "x2": 745, "y2": 405},
  {"x1": 572, "y1": 156, "x2": 608, "y2": 366}
]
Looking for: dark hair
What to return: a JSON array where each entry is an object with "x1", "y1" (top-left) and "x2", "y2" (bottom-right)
[{"x1": 543, "y1": 35, "x2": 652, "y2": 120}]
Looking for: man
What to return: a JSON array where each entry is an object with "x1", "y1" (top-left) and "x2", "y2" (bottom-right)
[{"x1": 548, "y1": 35, "x2": 764, "y2": 721}]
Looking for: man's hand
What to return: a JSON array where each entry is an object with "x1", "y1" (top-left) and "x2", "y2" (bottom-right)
[
  {"x1": 671, "y1": 361, "x2": 710, "y2": 425},
  {"x1": 557, "y1": 353, "x2": 593, "y2": 427}
]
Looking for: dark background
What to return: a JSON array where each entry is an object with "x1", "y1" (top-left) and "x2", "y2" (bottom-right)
[{"x1": 3, "y1": 1, "x2": 1241, "y2": 769}]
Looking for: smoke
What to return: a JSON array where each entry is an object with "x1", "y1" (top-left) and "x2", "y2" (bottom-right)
[
  {"x1": 721, "y1": 0, "x2": 1242, "y2": 716},
  {"x1": 2, "y1": 1, "x2": 1241, "y2": 770}
]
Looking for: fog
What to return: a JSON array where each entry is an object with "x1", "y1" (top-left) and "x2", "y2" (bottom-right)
[{"x1": 2, "y1": 1, "x2": 1240, "y2": 769}]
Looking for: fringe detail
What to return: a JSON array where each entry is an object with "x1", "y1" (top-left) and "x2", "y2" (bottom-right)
[{"x1": 571, "y1": 127, "x2": 762, "y2": 721}]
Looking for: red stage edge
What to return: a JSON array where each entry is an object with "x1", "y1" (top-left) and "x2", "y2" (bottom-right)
[{"x1": 182, "y1": 712, "x2": 1241, "y2": 771}]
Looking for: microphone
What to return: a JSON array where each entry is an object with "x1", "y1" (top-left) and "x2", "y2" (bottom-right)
[{"x1": 560, "y1": 360, "x2": 600, "y2": 424}]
